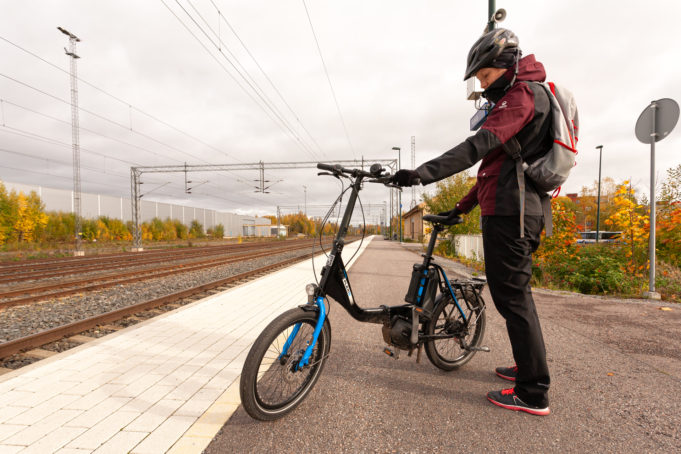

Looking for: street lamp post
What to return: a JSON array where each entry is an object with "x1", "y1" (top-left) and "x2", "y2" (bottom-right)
[
  {"x1": 487, "y1": 0, "x2": 496, "y2": 32},
  {"x1": 595, "y1": 145, "x2": 603, "y2": 243},
  {"x1": 303, "y1": 185, "x2": 307, "y2": 216},
  {"x1": 392, "y1": 147, "x2": 402, "y2": 242}
]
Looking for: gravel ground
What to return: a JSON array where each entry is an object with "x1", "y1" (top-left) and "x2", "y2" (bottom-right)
[{"x1": 0, "y1": 246, "x2": 319, "y2": 344}]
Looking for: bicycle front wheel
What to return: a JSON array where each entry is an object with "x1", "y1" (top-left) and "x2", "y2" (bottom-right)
[{"x1": 239, "y1": 307, "x2": 330, "y2": 421}]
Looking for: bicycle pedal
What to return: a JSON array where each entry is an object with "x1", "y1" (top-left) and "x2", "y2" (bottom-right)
[
  {"x1": 468, "y1": 346, "x2": 490, "y2": 352},
  {"x1": 383, "y1": 347, "x2": 399, "y2": 359}
]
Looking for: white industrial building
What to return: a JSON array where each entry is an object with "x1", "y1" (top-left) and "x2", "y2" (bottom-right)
[{"x1": 1, "y1": 181, "x2": 271, "y2": 238}]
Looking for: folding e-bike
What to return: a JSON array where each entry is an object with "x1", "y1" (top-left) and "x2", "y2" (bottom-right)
[{"x1": 239, "y1": 163, "x2": 488, "y2": 421}]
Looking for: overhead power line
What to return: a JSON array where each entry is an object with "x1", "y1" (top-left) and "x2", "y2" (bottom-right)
[
  {"x1": 0, "y1": 72, "x2": 192, "y2": 163},
  {"x1": 207, "y1": 0, "x2": 326, "y2": 157},
  {"x1": 1, "y1": 123, "x2": 270, "y2": 207},
  {"x1": 0, "y1": 145, "x2": 129, "y2": 181},
  {"x1": 0, "y1": 32, "x2": 318, "y2": 209},
  {"x1": 301, "y1": 0, "x2": 356, "y2": 158},
  {"x1": 0, "y1": 123, "x2": 142, "y2": 169},
  {"x1": 160, "y1": 0, "x2": 320, "y2": 161},
  {"x1": 0, "y1": 71, "x2": 268, "y2": 199},
  {"x1": 187, "y1": 0, "x2": 323, "y2": 161},
  {"x1": 0, "y1": 97, "x2": 177, "y2": 165},
  {"x1": 0, "y1": 35, "x2": 239, "y2": 164}
]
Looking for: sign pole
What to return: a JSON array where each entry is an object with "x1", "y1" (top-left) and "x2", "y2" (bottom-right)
[{"x1": 648, "y1": 102, "x2": 657, "y2": 296}]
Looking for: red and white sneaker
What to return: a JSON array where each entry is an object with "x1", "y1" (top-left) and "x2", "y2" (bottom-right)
[
  {"x1": 495, "y1": 365, "x2": 518, "y2": 381},
  {"x1": 487, "y1": 388, "x2": 550, "y2": 416}
]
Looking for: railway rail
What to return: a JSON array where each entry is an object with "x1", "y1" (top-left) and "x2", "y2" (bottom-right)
[{"x1": 0, "y1": 240, "x2": 322, "y2": 309}]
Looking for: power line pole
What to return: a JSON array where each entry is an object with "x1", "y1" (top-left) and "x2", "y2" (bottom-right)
[
  {"x1": 392, "y1": 146, "x2": 402, "y2": 242},
  {"x1": 277, "y1": 205, "x2": 281, "y2": 238},
  {"x1": 58, "y1": 27, "x2": 83, "y2": 256},
  {"x1": 595, "y1": 145, "x2": 603, "y2": 243},
  {"x1": 303, "y1": 185, "x2": 307, "y2": 216},
  {"x1": 410, "y1": 136, "x2": 416, "y2": 209}
]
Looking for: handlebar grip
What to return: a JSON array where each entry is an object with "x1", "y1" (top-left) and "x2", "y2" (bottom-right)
[{"x1": 317, "y1": 163, "x2": 338, "y2": 172}]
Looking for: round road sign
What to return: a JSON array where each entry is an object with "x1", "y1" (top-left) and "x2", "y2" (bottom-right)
[{"x1": 635, "y1": 98, "x2": 679, "y2": 144}]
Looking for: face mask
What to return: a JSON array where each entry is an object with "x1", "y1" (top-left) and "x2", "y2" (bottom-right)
[{"x1": 482, "y1": 73, "x2": 509, "y2": 103}]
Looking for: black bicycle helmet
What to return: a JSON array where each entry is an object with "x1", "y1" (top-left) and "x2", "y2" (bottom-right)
[{"x1": 464, "y1": 28, "x2": 519, "y2": 81}]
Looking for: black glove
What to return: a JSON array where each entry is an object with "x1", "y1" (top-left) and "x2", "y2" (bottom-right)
[
  {"x1": 437, "y1": 207, "x2": 462, "y2": 218},
  {"x1": 391, "y1": 169, "x2": 421, "y2": 187}
]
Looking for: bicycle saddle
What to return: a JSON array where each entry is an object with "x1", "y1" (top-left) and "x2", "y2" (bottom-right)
[{"x1": 422, "y1": 214, "x2": 463, "y2": 226}]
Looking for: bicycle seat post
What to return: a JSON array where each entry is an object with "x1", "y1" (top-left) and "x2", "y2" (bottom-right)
[{"x1": 423, "y1": 223, "x2": 444, "y2": 266}]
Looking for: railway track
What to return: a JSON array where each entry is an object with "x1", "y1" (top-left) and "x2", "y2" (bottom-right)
[
  {"x1": 0, "y1": 238, "x2": 345, "y2": 370},
  {"x1": 0, "y1": 239, "x2": 311, "y2": 283},
  {"x1": 0, "y1": 242, "x2": 289, "y2": 284},
  {"x1": 0, "y1": 240, "x2": 320, "y2": 309}
]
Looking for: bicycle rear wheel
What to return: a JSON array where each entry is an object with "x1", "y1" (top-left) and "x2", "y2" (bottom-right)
[
  {"x1": 240, "y1": 307, "x2": 330, "y2": 421},
  {"x1": 424, "y1": 290, "x2": 486, "y2": 371}
]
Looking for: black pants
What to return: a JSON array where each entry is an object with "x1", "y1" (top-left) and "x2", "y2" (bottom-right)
[{"x1": 482, "y1": 215, "x2": 550, "y2": 407}]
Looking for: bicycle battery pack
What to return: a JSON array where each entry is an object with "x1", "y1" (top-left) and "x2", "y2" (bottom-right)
[{"x1": 405, "y1": 264, "x2": 437, "y2": 305}]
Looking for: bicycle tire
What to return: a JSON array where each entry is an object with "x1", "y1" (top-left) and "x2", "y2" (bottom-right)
[
  {"x1": 239, "y1": 307, "x2": 331, "y2": 421},
  {"x1": 424, "y1": 290, "x2": 486, "y2": 371}
]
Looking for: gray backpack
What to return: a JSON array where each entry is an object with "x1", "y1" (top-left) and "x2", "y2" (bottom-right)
[{"x1": 502, "y1": 81, "x2": 579, "y2": 237}]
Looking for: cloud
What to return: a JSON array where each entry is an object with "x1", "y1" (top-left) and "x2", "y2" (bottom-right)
[{"x1": 0, "y1": 0, "x2": 679, "y2": 220}]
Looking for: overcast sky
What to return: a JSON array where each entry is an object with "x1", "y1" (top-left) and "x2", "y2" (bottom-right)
[{"x1": 1, "y1": 0, "x2": 680, "y2": 222}]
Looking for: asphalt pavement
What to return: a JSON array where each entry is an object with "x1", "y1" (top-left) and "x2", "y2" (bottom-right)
[{"x1": 206, "y1": 237, "x2": 680, "y2": 453}]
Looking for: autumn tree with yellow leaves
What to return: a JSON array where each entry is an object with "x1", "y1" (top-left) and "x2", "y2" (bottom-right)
[
  {"x1": 603, "y1": 181, "x2": 649, "y2": 275},
  {"x1": 0, "y1": 182, "x2": 48, "y2": 244}
]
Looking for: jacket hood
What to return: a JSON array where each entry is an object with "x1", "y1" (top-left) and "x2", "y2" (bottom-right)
[
  {"x1": 506, "y1": 54, "x2": 546, "y2": 83},
  {"x1": 482, "y1": 54, "x2": 547, "y2": 103}
]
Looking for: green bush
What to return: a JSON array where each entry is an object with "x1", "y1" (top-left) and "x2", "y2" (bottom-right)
[
  {"x1": 189, "y1": 220, "x2": 204, "y2": 238},
  {"x1": 212, "y1": 224, "x2": 224, "y2": 239},
  {"x1": 536, "y1": 244, "x2": 639, "y2": 295},
  {"x1": 81, "y1": 218, "x2": 98, "y2": 242},
  {"x1": 174, "y1": 220, "x2": 188, "y2": 240},
  {"x1": 570, "y1": 252, "x2": 628, "y2": 294},
  {"x1": 44, "y1": 212, "x2": 75, "y2": 242}
]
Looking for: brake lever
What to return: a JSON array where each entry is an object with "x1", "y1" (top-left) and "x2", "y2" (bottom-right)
[
  {"x1": 367, "y1": 178, "x2": 403, "y2": 190},
  {"x1": 317, "y1": 172, "x2": 342, "y2": 180}
]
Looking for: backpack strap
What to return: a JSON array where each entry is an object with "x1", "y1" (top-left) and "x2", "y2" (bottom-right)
[
  {"x1": 502, "y1": 137, "x2": 555, "y2": 239},
  {"x1": 541, "y1": 193, "x2": 553, "y2": 237},
  {"x1": 501, "y1": 137, "x2": 525, "y2": 238}
]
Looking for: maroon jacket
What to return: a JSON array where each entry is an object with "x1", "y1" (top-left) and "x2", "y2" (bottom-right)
[{"x1": 415, "y1": 54, "x2": 553, "y2": 216}]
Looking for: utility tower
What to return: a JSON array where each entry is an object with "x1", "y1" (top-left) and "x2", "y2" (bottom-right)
[
  {"x1": 58, "y1": 27, "x2": 83, "y2": 256},
  {"x1": 410, "y1": 136, "x2": 416, "y2": 209}
]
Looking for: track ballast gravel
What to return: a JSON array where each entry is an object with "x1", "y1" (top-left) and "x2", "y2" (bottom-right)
[{"x1": 0, "y1": 246, "x2": 320, "y2": 344}]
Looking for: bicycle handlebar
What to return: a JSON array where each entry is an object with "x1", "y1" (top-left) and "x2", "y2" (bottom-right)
[
  {"x1": 316, "y1": 162, "x2": 380, "y2": 179},
  {"x1": 316, "y1": 162, "x2": 410, "y2": 189}
]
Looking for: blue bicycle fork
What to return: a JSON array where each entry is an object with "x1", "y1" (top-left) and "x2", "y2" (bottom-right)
[{"x1": 278, "y1": 296, "x2": 327, "y2": 370}]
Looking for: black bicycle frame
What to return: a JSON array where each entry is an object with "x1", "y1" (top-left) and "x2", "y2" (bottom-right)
[
  {"x1": 317, "y1": 174, "x2": 397, "y2": 323},
  {"x1": 316, "y1": 173, "x2": 467, "y2": 325}
]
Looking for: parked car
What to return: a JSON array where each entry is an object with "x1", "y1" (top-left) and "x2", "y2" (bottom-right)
[{"x1": 576, "y1": 231, "x2": 622, "y2": 244}]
